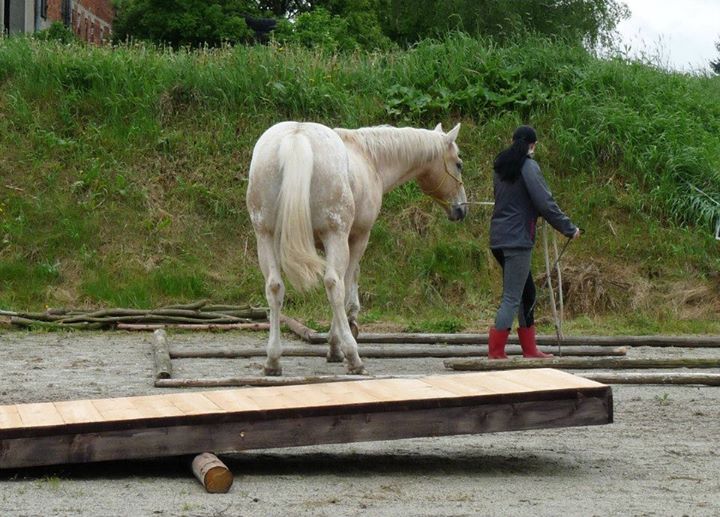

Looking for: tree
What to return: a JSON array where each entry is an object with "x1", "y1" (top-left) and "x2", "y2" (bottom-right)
[
  {"x1": 711, "y1": 39, "x2": 720, "y2": 75},
  {"x1": 378, "y1": 0, "x2": 630, "y2": 47},
  {"x1": 113, "y1": 0, "x2": 258, "y2": 47}
]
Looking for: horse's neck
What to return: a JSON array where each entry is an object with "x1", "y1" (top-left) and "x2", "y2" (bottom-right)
[{"x1": 336, "y1": 127, "x2": 443, "y2": 194}]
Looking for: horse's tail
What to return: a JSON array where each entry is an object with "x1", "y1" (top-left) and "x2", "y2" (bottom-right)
[{"x1": 275, "y1": 132, "x2": 326, "y2": 292}]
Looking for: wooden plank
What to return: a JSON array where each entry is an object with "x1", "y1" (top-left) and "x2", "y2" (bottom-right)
[
  {"x1": 55, "y1": 400, "x2": 104, "y2": 424},
  {"x1": 445, "y1": 357, "x2": 720, "y2": 371},
  {"x1": 164, "y1": 393, "x2": 223, "y2": 416},
  {"x1": 0, "y1": 406, "x2": 22, "y2": 429},
  {"x1": 16, "y1": 403, "x2": 64, "y2": 428},
  {"x1": 0, "y1": 383, "x2": 611, "y2": 469}
]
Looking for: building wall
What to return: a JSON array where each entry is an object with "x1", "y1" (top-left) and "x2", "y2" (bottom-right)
[
  {"x1": 72, "y1": 0, "x2": 112, "y2": 44},
  {"x1": 2, "y1": 0, "x2": 113, "y2": 43},
  {"x1": 3, "y1": 0, "x2": 34, "y2": 34}
]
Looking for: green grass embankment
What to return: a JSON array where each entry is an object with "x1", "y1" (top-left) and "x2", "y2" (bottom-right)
[{"x1": 0, "y1": 34, "x2": 718, "y2": 334}]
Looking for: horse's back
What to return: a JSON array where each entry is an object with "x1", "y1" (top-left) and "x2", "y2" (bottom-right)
[{"x1": 247, "y1": 122, "x2": 353, "y2": 235}]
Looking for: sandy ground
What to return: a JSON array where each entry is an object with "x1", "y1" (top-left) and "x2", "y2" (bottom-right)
[{"x1": 1, "y1": 329, "x2": 719, "y2": 517}]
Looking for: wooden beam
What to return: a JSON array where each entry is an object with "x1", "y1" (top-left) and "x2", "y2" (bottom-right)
[
  {"x1": 154, "y1": 375, "x2": 418, "y2": 388},
  {"x1": 280, "y1": 315, "x2": 319, "y2": 342},
  {"x1": 445, "y1": 357, "x2": 720, "y2": 371},
  {"x1": 302, "y1": 332, "x2": 720, "y2": 347},
  {"x1": 168, "y1": 345, "x2": 627, "y2": 359},
  {"x1": 152, "y1": 329, "x2": 173, "y2": 380},
  {"x1": 118, "y1": 323, "x2": 270, "y2": 331},
  {"x1": 582, "y1": 372, "x2": 720, "y2": 386}
]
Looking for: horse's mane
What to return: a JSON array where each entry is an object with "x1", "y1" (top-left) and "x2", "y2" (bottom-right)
[{"x1": 334, "y1": 126, "x2": 446, "y2": 166}]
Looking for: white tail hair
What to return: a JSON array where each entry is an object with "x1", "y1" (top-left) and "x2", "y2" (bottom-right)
[{"x1": 275, "y1": 133, "x2": 326, "y2": 291}]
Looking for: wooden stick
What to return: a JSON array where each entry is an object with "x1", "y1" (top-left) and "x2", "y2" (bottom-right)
[
  {"x1": 191, "y1": 453, "x2": 233, "y2": 493},
  {"x1": 542, "y1": 224, "x2": 562, "y2": 351},
  {"x1": 553, "y1": 230, "x2": 565, "y2": 339},
  {"x1": 444, "y1": 357, "x2": 720, "y2": 371},
  {"x1": 155, "y1": 374, "x2": 422, "y2": 388},
  {"x1": 581, "y1": 372, "x2": 720, "y2": 386},
  {"x1": 118, "y1": 322, "x2": 270, "y2": 331},
  {"x1": 169, "y1": 345, "x2": 628, "y2": 359},
  {"x1": 152, "y1": 329, "x2": 173, "y2": 380},
  {"x1": 280, "y1": 315, "x2": 320, "y2": 342}
]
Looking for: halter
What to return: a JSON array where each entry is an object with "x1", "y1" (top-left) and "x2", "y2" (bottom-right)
[{"x1": 423, "y1": 162, "x2": 464, "y2": 207}]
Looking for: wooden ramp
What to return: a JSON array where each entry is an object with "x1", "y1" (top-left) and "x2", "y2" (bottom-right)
[{"x1": 0, "y1": 369, "x2": 612, "y2": 470}]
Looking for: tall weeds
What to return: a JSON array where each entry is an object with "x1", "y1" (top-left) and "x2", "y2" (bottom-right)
[{"x1": 0, "y1": 34, "x2": 718, "y2": 318}]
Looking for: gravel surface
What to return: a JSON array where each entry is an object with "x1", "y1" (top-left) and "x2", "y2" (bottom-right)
[{"x1": 1, "y1": 329, "x2": 719, "y2": 517}]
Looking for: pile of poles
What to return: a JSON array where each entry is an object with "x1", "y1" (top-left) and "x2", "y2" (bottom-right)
[{"x1": 0, "y1": 301, "x2": 268, "y2": 330}]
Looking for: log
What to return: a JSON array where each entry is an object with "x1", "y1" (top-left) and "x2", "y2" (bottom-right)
[
  {"x1": 308, "y1": 333, "x2": 720, "y2": 347},
  {"x1": 191, "y1": 453, "x2": 233, "y2": 493},
  {"x1": 444, "y1": 357, "x2": 720, "y2": 371},
  {"x1": 280, "y1": 315, "x2": 319, "y2": 342},
  {"x1": 168, "y1": 345, "x2": 628, "y2": 359},
  {"x1": 117, "y1": 323, "x2": 270, "y2": 331},
  {"x1": 581, "y1": 372, "x2": 720, "y2": 386},
  {"x1": 154, "y1": 374, "x2": 421, "y2": 388},
  {"x1": 152, "y1": 329, "x2": 173, "y2": 380}
]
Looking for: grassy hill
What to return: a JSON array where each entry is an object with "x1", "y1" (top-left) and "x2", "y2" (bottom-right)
[{"x1": 0, "y1": 34, "x2": 718, "y2": 334}]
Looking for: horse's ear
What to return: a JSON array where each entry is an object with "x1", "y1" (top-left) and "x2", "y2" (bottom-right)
[
  {"x1": 434, "y1": 123, "x2": 443, "y2": 133},
  {"x1": 445, "y1": 123, "x2": 461, "y2": 145}
]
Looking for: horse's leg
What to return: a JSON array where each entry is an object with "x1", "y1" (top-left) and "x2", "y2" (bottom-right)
[
  {"x1": 322, "y1": 233, "x2": 366, "y2": 375},
  {"x1": 256, "y1": 232, "x2": 285, "y2": 376},
  {"x1": 345, "y1": 231, "x2": 371, "y2": 339}
]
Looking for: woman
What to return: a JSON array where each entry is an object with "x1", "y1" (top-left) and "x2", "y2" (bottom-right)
[{"x1": 488, "y1": 125, "x2": 580, "y2": 359}]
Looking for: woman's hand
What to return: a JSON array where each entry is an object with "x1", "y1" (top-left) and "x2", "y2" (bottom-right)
[{"x1": 572, "y1": 228, "x2": 582, "y2": 239}]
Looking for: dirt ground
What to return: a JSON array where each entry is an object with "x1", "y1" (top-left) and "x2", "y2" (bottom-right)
[{"x1": 1, "y1": 329, "x2": 719, "y2": 517}]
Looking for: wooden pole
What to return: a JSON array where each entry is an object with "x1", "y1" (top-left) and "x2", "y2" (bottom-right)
[
  {"x1": 152, "y1": 329, "x2": 173, "y2": 380},
  {"x1": 581, "y1": 372, "x2": 720, "y2": 386},
  {"x1": 444, "y1": 357, "x2": 720, "y2": 371},
  {"x1": 280, "y1": 315, "x2": 321, "y2": 342},
  {"x1": 168, "y1": 345, "x2": 628, "y2": 359},
  {"x1": 191, "y1": 453, "x2": 233, "y2": 493},
  {"x1": 118, "y1": 322, "x2": 270, "y2": 331},
  {"x1": 155, "y1": 374, "x2": 421, "y2": 388},
  {"x1": 306, "y1": 333, "x2": 720, "y2": 347}
]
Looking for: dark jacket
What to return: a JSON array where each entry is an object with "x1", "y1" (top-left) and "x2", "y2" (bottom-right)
[{"x1": 490, "y1": 158, "x2": 577, "y2": 249}]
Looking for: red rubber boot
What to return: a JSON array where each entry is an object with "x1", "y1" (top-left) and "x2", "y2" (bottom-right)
[
  {"x1": 488, "y1": 327, "x2": 510, "y2": 359},
  {"x1": 518, "y1": 326, "x2": 553, "y2": 358}
]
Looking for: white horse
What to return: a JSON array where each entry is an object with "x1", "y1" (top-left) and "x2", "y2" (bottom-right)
[{"x1": 246, "y1": 122, "x2": 467, "y2": 375}]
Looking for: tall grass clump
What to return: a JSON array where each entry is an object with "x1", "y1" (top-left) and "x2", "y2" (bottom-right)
[{"x1": 0, "y1": 34, "x2": 718, "y2": 326}]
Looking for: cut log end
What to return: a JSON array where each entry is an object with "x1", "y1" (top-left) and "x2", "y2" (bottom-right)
[{"x1": 192, "y1": 453, "x2": 233, "y2": 493}]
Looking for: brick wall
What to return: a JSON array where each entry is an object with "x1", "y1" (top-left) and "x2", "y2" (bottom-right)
[
  {"x1": 71, "y1": 0, "x2": 113, "y2": 44},
  {"x1": 46, "y1": 0, "x2": 63, "y2": 22}
]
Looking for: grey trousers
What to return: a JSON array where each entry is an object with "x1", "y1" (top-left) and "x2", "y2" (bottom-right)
[{"x1": 492, "y1": 247, "x2": 536, "y2": 330}]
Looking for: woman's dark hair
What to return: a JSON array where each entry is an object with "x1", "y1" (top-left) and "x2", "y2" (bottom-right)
[{"x1": 493, "y1": 125, "x2": 537, "y2": 182}]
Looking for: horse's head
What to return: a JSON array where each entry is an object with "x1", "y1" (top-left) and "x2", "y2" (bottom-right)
[{"x1": 417, "y1": 123, "x2": 468, "y2": 222}]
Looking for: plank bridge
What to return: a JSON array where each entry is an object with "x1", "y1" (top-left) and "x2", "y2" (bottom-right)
[{"x1": 0, "y1": 369, "x2": 612, "y2": 470}]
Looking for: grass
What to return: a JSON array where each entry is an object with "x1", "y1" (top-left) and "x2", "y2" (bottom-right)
[{"x1": 0, "y1": 34, "x2": 718, "y2": 332}]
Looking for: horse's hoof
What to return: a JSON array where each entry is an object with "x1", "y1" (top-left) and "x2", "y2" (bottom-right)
[
  {"x1": 347, "y1": 364, "x2": 368, "y2": 376},
  {"x1": 326, "y1": 350, "x2": 345, "y2": 363},
  {"x1": 263, "y1": 366, "x2": 283, "y2": 376},
  {"x1": 349, "y1": 320, "x2": 360, "y2": 340}
]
